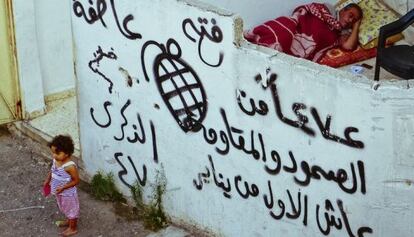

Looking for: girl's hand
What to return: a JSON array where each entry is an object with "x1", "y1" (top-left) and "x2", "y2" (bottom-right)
[
  {"x1": 43, "y1": 180, "x2": 50, "y2": 187},
  {"x1": 56, "y1": 187, "x2": 64, "y2": 194}
]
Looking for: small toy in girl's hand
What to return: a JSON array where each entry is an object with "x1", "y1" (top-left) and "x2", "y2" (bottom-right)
[{"x1": 42, "y1": 183, "x2": 51, "y2": 197}]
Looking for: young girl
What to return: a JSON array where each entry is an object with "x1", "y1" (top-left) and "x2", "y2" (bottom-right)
[{"x1": 43, "y1": 135, "x2": 80, "y2": 236}]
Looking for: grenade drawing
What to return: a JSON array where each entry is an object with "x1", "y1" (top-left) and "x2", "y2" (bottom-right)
[{"x1": 141, "y1": 38, "x2": 207, "y2": 132}]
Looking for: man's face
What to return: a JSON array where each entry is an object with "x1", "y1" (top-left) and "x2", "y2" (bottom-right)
[{"x1": 339, "y1": 7, "x2": 361, "y2": 29}]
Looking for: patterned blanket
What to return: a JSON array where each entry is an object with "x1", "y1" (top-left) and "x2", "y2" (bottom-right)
[{"x1": 244, "y1": 3, "x2": 342, "y2": 62}]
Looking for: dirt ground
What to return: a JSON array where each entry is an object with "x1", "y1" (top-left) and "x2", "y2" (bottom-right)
[{"x1": 0, "y1": 125, "x2": 157, "y2": 237}]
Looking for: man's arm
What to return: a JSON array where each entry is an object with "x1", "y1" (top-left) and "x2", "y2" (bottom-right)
[{"x1": 340, "y1": 19, "x2": 361, "y2": 51}]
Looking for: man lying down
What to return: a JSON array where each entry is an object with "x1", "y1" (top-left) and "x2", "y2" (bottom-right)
[{"x1": 244, "y1": 2, "x2": 362, "y2": 62}]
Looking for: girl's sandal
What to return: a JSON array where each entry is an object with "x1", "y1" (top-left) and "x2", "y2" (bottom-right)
[{"x1": 55, "y1": 220, "x2": 69, "y2": 227}]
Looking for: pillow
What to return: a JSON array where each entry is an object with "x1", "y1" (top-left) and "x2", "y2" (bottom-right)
[
  {"x1": 318, "y1": 46, "x2": 377, "y2": 68},
  {"x1": 357, "y1": 0, "x2": 400, "y2": 46},
  {"x1": 361, "y1": 32, "x2": 404, "y2": 49}
]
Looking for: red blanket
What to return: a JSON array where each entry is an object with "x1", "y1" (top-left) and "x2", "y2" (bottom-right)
[{"x1": 244, "y1": 3, "x2": 342, "y2": 62}]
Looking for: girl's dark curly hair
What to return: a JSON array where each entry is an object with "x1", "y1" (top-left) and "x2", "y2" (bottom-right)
[{"x1": 48, "y1": 135, "x2": 74, "y2": 155}]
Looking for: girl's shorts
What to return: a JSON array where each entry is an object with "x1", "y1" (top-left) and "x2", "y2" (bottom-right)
[{"x1": 56, "y1": 194, "x2": 80, "y2": 219}]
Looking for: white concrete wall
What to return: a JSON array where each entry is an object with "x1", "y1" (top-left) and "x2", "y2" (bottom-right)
[
  {"x1": 11, "y1": 0, "x2": 75, "y2": 117},
  {"x1": 33, "y1": 0, "x2": 75, "y2": 96},
  {"x1": 12, "y1": 0, "x2": 45, "y2": 116},
  {"x1": 197, "y1": 0, "x2": 338, "y2": 29},
  {"x1": 71, "y1": 0, "x2": 414, "y2": 236}
]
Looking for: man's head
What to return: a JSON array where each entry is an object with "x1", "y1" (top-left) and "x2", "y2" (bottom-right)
[{"x1": 338, "y1": 3, "x2": 363, "y2": 29}]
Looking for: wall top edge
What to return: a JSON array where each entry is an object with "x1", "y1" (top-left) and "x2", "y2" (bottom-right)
[
  {"x1": 178, "y1": 0, "x2": 235, "y2": 17},
  {"x1": 239, "y1": 41, "x2": 413, "y2": 91}
]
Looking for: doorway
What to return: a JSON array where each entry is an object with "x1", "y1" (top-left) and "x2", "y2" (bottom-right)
[{"x1": 0, "y1": 0, "x2": 20, "y2": 125}]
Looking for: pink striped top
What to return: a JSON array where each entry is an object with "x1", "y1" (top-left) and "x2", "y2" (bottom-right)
[{"x1": 50, "y1": 159, "x2": 77, "y2": 197}]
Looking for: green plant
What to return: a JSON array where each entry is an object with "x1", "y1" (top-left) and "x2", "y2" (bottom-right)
[
  {"x1": 129, "y1": 168, "x2": 169, "y2": 231},
  {"x1": 90, "y1": 171, "x2": 125, "y2": 203},
  {"x1": 144, "y1": 169, "x2": 168, "y2": 231},
  {"x1": 143, "y1": 201, "x2": 168, "y2": 231},
  {"x1": 130, "y1": 180, "x2": 144, "y2": 210}
]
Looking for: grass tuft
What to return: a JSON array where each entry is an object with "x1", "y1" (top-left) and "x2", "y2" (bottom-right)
[
  {"x1": 90, "y1": 172, "x2": 125, "y2": 203},
  {"x1": 130, "y1": 168, "x2": 168, "y2": 231}
]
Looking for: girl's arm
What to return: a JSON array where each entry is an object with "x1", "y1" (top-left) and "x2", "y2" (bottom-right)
[
  {"x1": 340, "y1": 19, "x2": 361, "y2": 51},
  {"x1": 43, "y1": 171, "x2": 51, "y2": 186},
  {"x1": 55, "y1": 165, "x2": 80, "y2": 194}
]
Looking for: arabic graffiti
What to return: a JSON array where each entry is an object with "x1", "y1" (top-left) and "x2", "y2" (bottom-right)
[
  {"x1": 88, "y1": 46, "x2": 117, "y2": 94},
  {"x1": 316, "y1": 199, "x2": 373, "y2": 236},
  {"x1": 193, "y1": 110, "x2": 366, "y2": 195},
  {"x1": 182, "y1": 17, "x2": 224, "y2": 67},
  {"x1": 90, "y1": 100, "x2": 112, "y2": 128},
  {"x1": 72, "y1": 0, "x2": 107, "y2": 27},
  {"x1": 114, "y1": 152, "x2": 147, "y2": 188},
  {"x1": 190, "y1": 71, "x2": 369, "y2": 236},
  {"x1": 194, "y1": 155, "x2": 373, "y2": 237},
  {"x1": 88, "y1": 98, "x2": 159, "y2": 187},
  {"x1": 118, "y1": 67, "x2": 136, "y2": 87},
  {"x1": 141, "y1": 38, "x2": 208, "y2": 132},
  {"x1": 113, "y1": 99, "x2": 131, "y2": 141},
  {"x1": 254, "y1": 70, "x2": 277, "y2": 89},
  {"x1": 263, "y1": 182, "x2": 308, "y2": 225},
  {"x1": 109, "y1": 99, "x2": 159, "y2": 165},
  {"x1": 193, "y1": 155, "x2": 259, "y2": 199},
  {"x1": 236, "y1": 74, "x2": 364, "y2": 149},
  {"x1": 72, "y1": 0, "x2": 142, "y2": 40}
]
